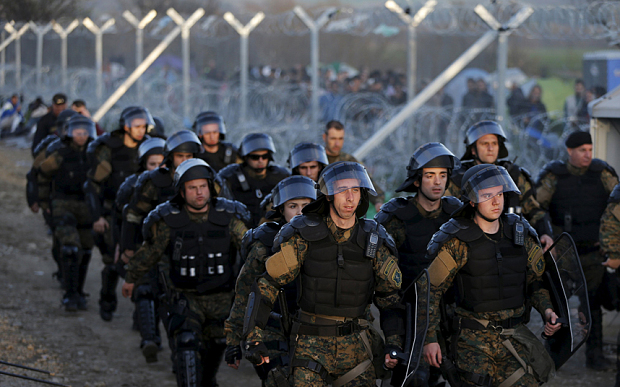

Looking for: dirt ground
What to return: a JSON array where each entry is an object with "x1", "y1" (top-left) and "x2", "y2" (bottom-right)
[{"x1": 0, "y1": 138, "x2": 617, "y2": 387}]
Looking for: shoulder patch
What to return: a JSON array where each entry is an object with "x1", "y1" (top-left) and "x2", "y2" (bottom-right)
[{"x1": 528, "y1": 244, "x2": 545, "y2": 276}]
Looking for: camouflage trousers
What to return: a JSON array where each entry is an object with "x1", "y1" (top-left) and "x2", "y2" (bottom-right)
[
  {"x1": 93, "y1": 213, "x2": 115, "y2": 265},
  {"x1": 175, "y1": 290, "x2": 235, "y2": 341},
  {"x1": 52, "y1": 199, "x2": 94, "y2": 249},
  {"x1": 292, "y1": 333, "x2": 375, "y2": 387},
  {"x1": 455, "y1": 327, "x2": 538, "y2": 387}
]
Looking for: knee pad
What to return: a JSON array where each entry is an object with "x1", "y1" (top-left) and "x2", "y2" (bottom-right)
[
  {"x1": 61, "y1": 245, "x2": 79, "y2": 256},
  {"x1": 176, "y1": 331, "x2": 200, "y2": 351}
]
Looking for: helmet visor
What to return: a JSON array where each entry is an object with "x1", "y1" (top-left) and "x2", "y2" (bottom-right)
[
  {"x1": 410, "y1": 142, "x2": 460, "y2": 171},
  {"x1": 195, "y1": 115, "x2": 225, "y2": 135},
  {"x1": 289, "y1": 143, "x2": 328, "y2": 169},
  {"x1": 318, "y1": 162, "x2": 377, "y2": 196},
  {"x1": 124, "y1": 108, "x2": 155, "y2": 132},
  {"x1": 462, "y1": 166, "x2": 520, "y2": 203},
  {"x1": 272, "y1": 176, "x2": 317, "y2": 207},
  {"x1": 240, "y1": 134, "x2": 276, "y2": 156},
  {"x1": 466, "y1": 121, "x2": 507, "y2": 145},
  {"x1": 67, "y1": 119, "x2": 97, "y2": 139}
]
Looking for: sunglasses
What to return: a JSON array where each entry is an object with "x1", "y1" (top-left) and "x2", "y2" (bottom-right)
[{"x1": 248, "y1": 154, "x2": 269, "y2": 161}]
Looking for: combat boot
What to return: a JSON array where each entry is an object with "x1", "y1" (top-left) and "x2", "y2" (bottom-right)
[
  {"x1": 61, "y1": 246, "x2": 80, "y2": 312},
  {"x1": 99, "y1": 264, "x2": 119, "y2": 321}
]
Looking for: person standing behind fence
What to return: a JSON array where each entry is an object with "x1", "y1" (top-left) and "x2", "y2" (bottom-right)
[
  {"x1": 32, "y1": 93, "x2": 67, "y2": 155},
  {"x1": 535, "y1": 130, "x2": 618, "y2": 371}
]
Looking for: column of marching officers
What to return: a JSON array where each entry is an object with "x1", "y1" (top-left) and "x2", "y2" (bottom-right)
[{"x1": 28, "y1": 102, "x2": 620, "y2": 387}]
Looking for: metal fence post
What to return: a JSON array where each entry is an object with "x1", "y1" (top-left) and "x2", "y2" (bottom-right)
[
  {"x1": 385, "y1": 0, "x2": 436, "y2": 101},
  {"x1": 82, "y1": 17, "x2": 116, "y2": 102},
  {"x1": 4, "y1": 22, "x2": 30, "y2": 92},
  {"x1": 52, "y1": 20, "x2": 79, "y2": 91},
  {"x1": 29, "y1": 22, "x2": 53, "y2": 91},
  {"x1": 1, "y1": 30, "x2": 5, "y2": 88},
  {"x1": 223, "y1": 12, "x2": 265, "y2": 123},
  {"x1": 123, "y1": 10, "x2": 157, "y2": 104},
  {"x1": 167, "y1": 8, "x2": 204, "y2": 122}
]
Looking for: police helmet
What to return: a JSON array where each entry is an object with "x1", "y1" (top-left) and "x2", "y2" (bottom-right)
[
  {"x1": 239, "y1": 133, "x2": 276, "y2": 157},
  {"x1": 55, "y1": 110, "x2": 78, "y2": 136},
  {"x1": 118, "y1": 106, "x2": 139, "y2": 130},
  {"x1": 164, "y1": 130, "x2": 202, "y2": 156},
  {"x1": 271, "y1": 176, "x2": 317, "y2": 208},
  {"x1": 193, "y1": 111, "x2": 226, "y2": 140},
  {"x1": 138, "y1": 137, "x2": 166, "y2": 166},
  {"x1": 173, "y1": 158, "x2": 216, "y2": 191},
  {"x1": 122, "y1": 106, "x2": 155, "y2": 133},
  {"x1": 396, "y1": 142, "x2": 461, "y2": 193},
  {"x1": 288, "y1": 142, "x2": 329, "y2": 170},
  {"x1": 461, "y1": 120, "x2": 509, "y2": 161},
  {"x1": 151, "y1": 116, "x2": 166, "y2": 139},
  {"x1": 461, "y1": 164, "x2": 520, "y2": 204},
  {"x1": 66, "y1": 115, "x2": 97, "y2": 140}
]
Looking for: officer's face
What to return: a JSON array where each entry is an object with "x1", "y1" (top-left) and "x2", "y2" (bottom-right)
[
  {"x1": 414, "y1": 168, "x2": 448, "y2": 201},
  {"x1": 473, "y1": 134, "x2": 499, "y2": 164},
  {"x1": 330, "y1": 178, "x2": 361, "y2": 220},
  {"x1": 146, "y1": 154, "x2": 164, "y2": 171},
  {"x1": 173, "y1": 152, "x2": 193, "y2": 169},
  {"x1": 182, "y1": 178, "x2": 210, "y2": 212},
  {"x1": 126, "y1": 118, "x2": 147, "y2": 142},
  {"x1": 282, "y1": 198, "x2": 313, "y2": 223},
  {"x1": 298, "y1": 161, "x2": 321, "y2": 181},
  {"x1": 247, "y1": 150, "x2": 269, "y2": 170},
  {"x1": 567, "y1": 144, "x2": 593, "y2": 169},
  {"x1": 200, "y1": 123, "x2": 220, "y2": 146},
  {"x1": 322, "y1": 128, "x2": 344, "y2": 155},
  {"x1": 473, "y1": 186, "x2": 504, "y2": 220},
  {"x1": 71, "y1": 128, "x2": 90, "y2": 147}
]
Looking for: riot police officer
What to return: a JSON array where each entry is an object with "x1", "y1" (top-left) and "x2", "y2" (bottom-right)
[
  {"x1": 194, "y1": 111, "x2": 240, "y2": 172},
  {"x1": 423, "y1": 164, "x2": 562, "y2": 386},
  {"x1": 225, "y1": 175, "x2": 317, "y2": 386},
  {"x1": 37, "y1": 116, "x2": 97, "y2": 311},
  {"x1": 217, "y1": 133, "x2": 290, "y2": 227},
  {"x1": 122, "y1": 158, "x2": 249, "y2": 387},
  {"x1": 288, "y1": 142, "x2": 328, "y2": 182},
  {"x1": 244, "y1": 161, "x2": 403, "y2": 386},
  {"x1": 85, "y1": 106, "x2": 154, "y2": 321},
  {"x1": 445, "y1": 120, "x2": 553, "y2": 249},
  {"x1": 536, "y1": 130, "x2": 619, "y2": 371}
]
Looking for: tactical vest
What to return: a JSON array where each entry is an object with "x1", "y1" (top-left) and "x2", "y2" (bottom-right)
[
  {"x1": 163, "y1": 206, "x2": 234, "y2": 294},
  {"x1": 299, "y1": 218, "x2": 375, "y2": 318},
  {"x1": 398, "y1": 197, "x2": 461, "y2": 287},
  {"x1": 547, "y1": 160, "x2": 609, "y2": 246},
  {"x1": 197, "y1": 142, "x2": 236, "y2": 172},
  {"x1": 53, "y1": 144, "x2": 89, "y2": 200},
  {"x1": 222, "y1": 164, "x2": 289, "y2": 227},
  {"x1": 454, "y1": 216, "x2": 527, "y2": 313},
  {"x1": 94, "y1": 133, "x2": 141, "y2": 201},
  {"x1": 148, "y1": 167, "x2": 177, "y2": 204}
]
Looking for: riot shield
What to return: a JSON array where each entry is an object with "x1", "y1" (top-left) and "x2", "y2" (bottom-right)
[
  {"x1": 398, "y1": 269, "x2": 431, "y2": 387},
  {"x1": 531, "y1": 232, "x2": 591, "y2": 370}
]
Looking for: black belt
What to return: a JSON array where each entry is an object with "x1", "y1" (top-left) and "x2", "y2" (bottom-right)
[
  {"x1": 459, "y1": 315, "x2": 524, "y2": 331},
  {"x1": 295, "y1": 320, "x2": 365, "y2": 337}
]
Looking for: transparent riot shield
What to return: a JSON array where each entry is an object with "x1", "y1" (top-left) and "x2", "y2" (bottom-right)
[
  {"x1": 528, "y1": 232, "x2": 591, "y2": 370},
  {"x1": 399, "y1": 269, "x2": 431, "y2": 387}
]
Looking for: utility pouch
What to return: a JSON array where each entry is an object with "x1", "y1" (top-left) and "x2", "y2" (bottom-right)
[{"x1": 510, "y1": 325, "x2": 555, "y2": 383}]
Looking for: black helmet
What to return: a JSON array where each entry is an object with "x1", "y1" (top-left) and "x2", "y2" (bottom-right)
[
  {"x1": 193, "y1": 111, "x2": 226, "y2": 140},
  {"x1": 239, "y1": 133, "x2": 276, "y2": 157},
  {"x1": 271, "y1": 176, "x2": 317, "y2": 208},
  {"x1": 138, "y1": 137, "x2": 166, "y2": 166},
  {"x1": 122, "y1": 106, "x2": 155, "y2": 133},
  {"x1": 461, "y1": 120, "x2": 509, "y2": 161},
  {"x1": 174, "y1": 158, "x2": 216, "y2": 191},
  {"x1": 396, "y1": 142, "x2": 461, "y2": 193},
  {"x1": 118, "y1": 106, "x2": 139, "y2": 130},
  {"x1": 460, "y1": 164, "x2": 520, "y2": 204},
  {"x1": 304, "y1": 161, "x2": 376, "y2": 217},
  {"x1": 151, "y1": 116, "x2": 166, "y2": 139},
  {"x1": 164, "y1": 130, "x2": 202, "y2": 157},
  {"x1": 55, "y1": 109, "x2": 78, "y2": 136},
  {"x1": 288, "y1": 142, "x2": 329, "y2": 170},
  {"x1": 66, "y1": 115, "x2": 97, "y2": 140}
]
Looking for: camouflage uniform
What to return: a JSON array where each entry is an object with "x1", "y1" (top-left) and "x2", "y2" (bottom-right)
[
  {"x1": 445, "y1": 160, "x2": 546, "y2": 227},
  {"x1": 247, "y1": 215, "x2": 403, "y2": 387},
  {"x1": 126, "y1": 200, "x2": 248, "y2": 386},
  {"x1": 425, "y1": 218, "x2": 553, "y2": 386},
  {"x1": 327, "y1": 152, "x2": 385, "y2": 207},
  {"x1": 536, "y1": 160, "x2": 618, "y2": 368}
]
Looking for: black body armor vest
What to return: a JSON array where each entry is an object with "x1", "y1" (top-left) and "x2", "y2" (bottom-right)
[
  {"x1": 219, "y1": 164, "x2": 289, "y2": 227},
  {"x1": 197, "y1": 142, "x2": 237, "y2": 172},
  {"x1": 454, "y1": 216, "x2": 528, "y2": 313},
  {"x1": 162, "y1": 204, "x2": 235, "y2": 294},
  {"x1": 53, "y1": 144, "x2": 89, "y2": 200},
  {"x1": 90, "y1": 133, "x2": 141, "y2": 201},
  {"x1": 545, "y1": 160, "x2": 610, "y2": 247}
]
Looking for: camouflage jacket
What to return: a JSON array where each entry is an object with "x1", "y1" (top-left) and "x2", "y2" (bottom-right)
[
  {"x1": 246, "y1": 215, "x2": 403, "y2": 347},
  {"x1": 600, "y1": 184, "x2": 620, "y2": 261}
]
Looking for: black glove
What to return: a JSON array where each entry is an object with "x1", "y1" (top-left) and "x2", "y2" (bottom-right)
[
  {"x1": 225, "y1": 344, "x2": 242, "y2": 365},
  {"x1": 244, "y1": 341, "x2": 269, "y2": 365},
  {"x1": 384, "y1": 344, "x2": 405, "y2": 362}
]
